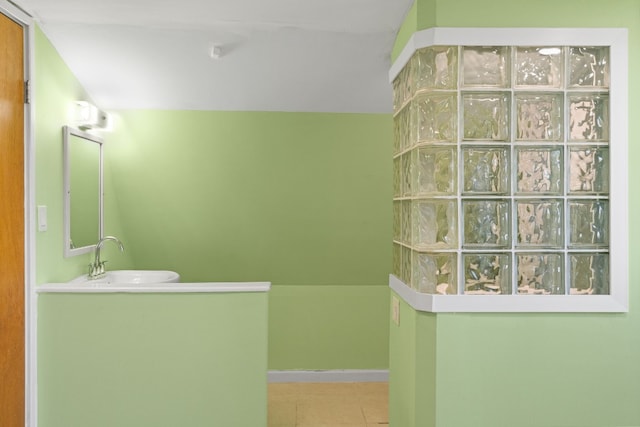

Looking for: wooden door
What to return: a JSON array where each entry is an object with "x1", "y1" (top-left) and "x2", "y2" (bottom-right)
[{"x1": 0, "y1": 10, "x2": 25, "y2": 427}]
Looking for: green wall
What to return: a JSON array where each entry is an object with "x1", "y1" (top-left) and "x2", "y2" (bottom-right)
[
  {"x1": 34, "y1": 27, "x2": 133, "y2": 284},
  {"x1": 105, "y1": 110, "x2": 392, "y2": 369},
  {"x1": 38, "y1": 292, "x2": 268, "y2": 427},
  {"x1": 389, "y1": 0, "x2": 640, "y2": 426}
]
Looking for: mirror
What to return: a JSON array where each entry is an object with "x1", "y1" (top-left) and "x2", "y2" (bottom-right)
[{"x1": 63, "y1": 126, "x2": 103, "y2": 257}]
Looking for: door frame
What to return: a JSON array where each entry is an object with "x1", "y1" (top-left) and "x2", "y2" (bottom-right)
[{"x1": 0, "y1": 1, "x2": 35, "y2": 426}]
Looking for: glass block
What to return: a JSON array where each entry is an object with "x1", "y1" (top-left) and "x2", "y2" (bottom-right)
[
  {"x1": 395, "y1": 103, "x2": 413, "y2": 152},
  {"x1": 401, "y1": 153, "x2": 413, "y2": 197},
  {"x1": 462, "y1": 92, "x2": 510, "y2": 141},
  {"x1": 405, "y1": 102, "x2": 416, "y2": 149},
  {"x1": 569, "y1": 146, "x2": 609, "y2": 194},
  {"x1": 569, "y1": 46, "x2": 609, "y2": 88},
  {"x1": 403, "y1": 65, "x2": 413, "y2": 109},
  {"x1": 515, "y1": 46, "x2": 563, "y2": 88},
  {"x1": 393, "y1": 112, "x2": 402, "y2": 155},
  {"x1": 393, "y1": 64, "x2": 414, "y2": 111},
  {"x1": 462, "y1": 46, "x2": 510, "y2": 87},
  {"x1": 412, "y1": 199, "x2": 457, "y2": 250},
  {"x1": 414, "y1": 146, "x2": 457, "y2": 195},
  {"x1": 393, "y1": 200, "x2": 401, "y2": 242},
  {"x1": 569, "y1": 200, "x2": 609, "y2": 248},
  {"x1": 401, "y1": 200, "x2": 412, "y2": 245},
  {"x1": 392, "y1": 243, "x2": 402, "y2": 278},
  {"x1": 462, "y1": 200, "x2": 511, "y2": 248},
  {"x1": 568, "y1": 94, "x2": 609, "y2": 141},
  {"x1": 393, "y1": 157, "x2": 401, "y2": 198},
  {"x1": 415, "y1": 93, "x2": 457, "y2": 143},
  {"x1": 392, "y1": 75, "x2": 403, "y2": 113},
  {"x1": 569, "y1": 253, "x2": 609, "y2": 295},
  {"x1": 463, "y1": 253, "x2": 511, "y2": 294},
  {"x1": 462, "y1": 146, "x2": 509, "y2": 194},
  {"x1": 515, "y1": 93, "x2": 563, "y2": 141},
  {"x1": 412, "y1": 252, "x2": 457, "y2": 294},
  {"x1": 414, "y1": 46, "x2": 458, "y2": 91},
  {"x1": 517, "y1": 253, "x2": 564, "y2": 295},
  {"x1": 401, "y1": 246, "x2": 412, "y2": 286},
  {"x1": 516, "y1": 146, "x2": 563, "y2": 194},
  {"x1": 516, "y1": 199, "x2": 563, "y2": 248}
]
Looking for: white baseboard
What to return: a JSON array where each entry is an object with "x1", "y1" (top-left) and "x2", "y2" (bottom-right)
[{"x1": 268, "y1": 369, "x2": 388, "y2": 383}]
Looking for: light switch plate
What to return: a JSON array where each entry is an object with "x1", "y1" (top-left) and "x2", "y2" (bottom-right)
[{"x1": 37, "y1": 205, "x2": 47, "y2": 232}]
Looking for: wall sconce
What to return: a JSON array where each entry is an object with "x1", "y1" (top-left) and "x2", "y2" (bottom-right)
[{"x1": 73, "y1": 101, "x2": 110, "y2": 130}]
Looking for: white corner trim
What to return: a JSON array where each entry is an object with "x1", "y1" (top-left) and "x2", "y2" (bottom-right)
[
  {"x1": 390, "y1": 275, "x2": 628, "y2": 313},
  {"x1": 268, "y1": 370, "x2": 389, "y2": 383}
]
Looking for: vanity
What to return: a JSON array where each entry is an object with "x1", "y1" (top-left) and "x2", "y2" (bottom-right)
[{"x1": 37, "y1": 278, "x2": 270, "y2": 427}]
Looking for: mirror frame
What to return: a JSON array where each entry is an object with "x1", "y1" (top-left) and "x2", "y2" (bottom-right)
[{"x1": 63, "y1": 126, "x2": 104, "y2": 257}]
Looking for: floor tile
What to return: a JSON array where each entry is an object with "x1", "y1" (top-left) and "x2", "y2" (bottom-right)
[
  {"x1": 268, "y1": 381, "x2": 388, "y2": 427},
  {"x1": 297, "y1": 401, "x2": 366, "y2": 425},
  {"x1": 356, "y1": 382, "x2": 388, "y2": 396},
  {"x1": 268, "y1": 401, "x2": 297, "y2": 425},
  {"x1": 361, "y1": 399, "x2": 389, "y2": 425},
  {"x1": 269, "y1": 383, "x2": 301, "y2": 399},
  {"x1": 297, "y1": 382, "x2": 362, "y2": 397}
]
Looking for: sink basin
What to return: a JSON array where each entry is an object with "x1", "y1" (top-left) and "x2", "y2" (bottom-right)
[{"x1": 69, "y1": 270, "x2": 180, "y2": 285}]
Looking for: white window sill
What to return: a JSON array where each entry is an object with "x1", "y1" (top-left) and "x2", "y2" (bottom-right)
[{"x1": 389, "y1": 275, "x2": 627, "y2": 313}]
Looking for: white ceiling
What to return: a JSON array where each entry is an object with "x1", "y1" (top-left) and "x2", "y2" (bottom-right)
[{"x1": 16, "y1": 0, "x2": 413, "y2": 113}]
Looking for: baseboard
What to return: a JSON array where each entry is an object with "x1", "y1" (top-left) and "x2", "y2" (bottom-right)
[{"x1": 268, "y1": 369, "x2": 389, "y2": 383}]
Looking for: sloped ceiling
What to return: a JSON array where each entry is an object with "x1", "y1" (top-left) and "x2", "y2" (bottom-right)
[{"x1": 15, "y1": 0, "x2": 413, "y2": 113}]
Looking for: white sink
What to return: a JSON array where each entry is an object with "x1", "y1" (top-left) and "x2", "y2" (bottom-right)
[{"x1": 69, "y1": 270, "x2": 180, "y2": 285}]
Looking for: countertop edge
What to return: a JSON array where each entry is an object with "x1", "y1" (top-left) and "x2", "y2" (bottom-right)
[{"x1": 36, "y1": 282, "x2": 271, "y2": 294}]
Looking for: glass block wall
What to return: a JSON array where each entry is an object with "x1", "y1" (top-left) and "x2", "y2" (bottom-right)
[{"x1": 392, "y1": 45, "x2": 610, "y2": 296}]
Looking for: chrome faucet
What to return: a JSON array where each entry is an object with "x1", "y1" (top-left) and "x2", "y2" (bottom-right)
[{"x1": 89, "y1": 236, "x2": 124, "y2": 279}]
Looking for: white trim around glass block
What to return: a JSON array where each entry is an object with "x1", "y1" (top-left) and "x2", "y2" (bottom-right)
[{"x1": 389, "y1": 28, "x2": 628, "y2": 313}]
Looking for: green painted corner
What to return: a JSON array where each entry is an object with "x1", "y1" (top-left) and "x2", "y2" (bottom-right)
[
  {"x1": 389, "y1": 292, "x2": 438, "y2": 427},
  {"x1": 415, "y1": 310, "x2": 437, "y2": 427}
]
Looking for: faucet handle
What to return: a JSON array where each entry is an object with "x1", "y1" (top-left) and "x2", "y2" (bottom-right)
[
  {"x1": 88, "y1": 260, "x2": 108, "y2": 278},
  {"x1": 88, "y1": 262, "x2": 99, "y2": 278}
]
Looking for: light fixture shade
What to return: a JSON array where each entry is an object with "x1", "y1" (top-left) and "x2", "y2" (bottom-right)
[{"x1": 73, "y1": 101, "x2": 109, "y2": 130}]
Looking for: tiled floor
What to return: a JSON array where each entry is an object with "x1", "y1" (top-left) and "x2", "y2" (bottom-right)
[{"x1": 268, "y1": 382, "x2": 389, "y2": 427}]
